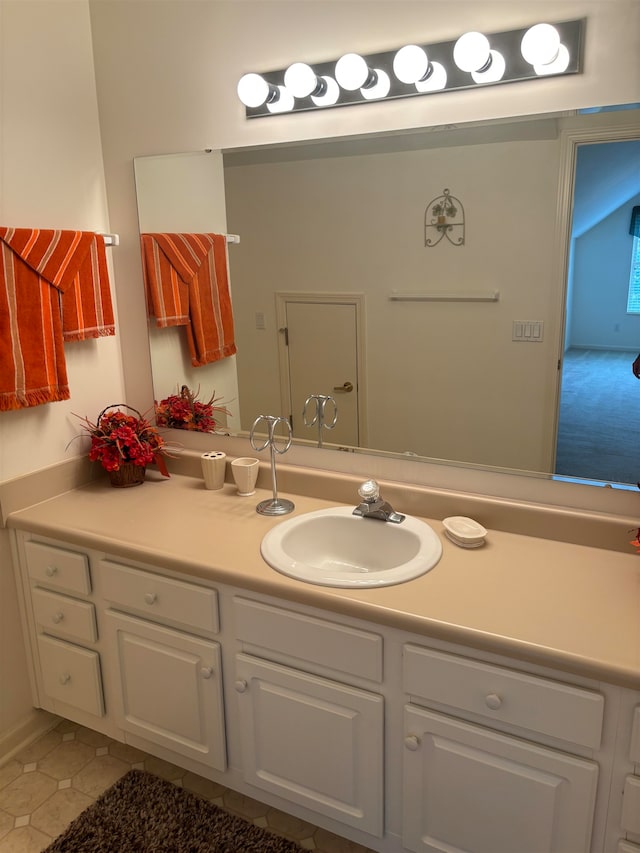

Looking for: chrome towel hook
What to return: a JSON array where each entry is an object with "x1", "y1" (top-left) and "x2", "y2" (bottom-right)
[{"x1": 303, "y1": 394, "x2": 337, "y2": 447}]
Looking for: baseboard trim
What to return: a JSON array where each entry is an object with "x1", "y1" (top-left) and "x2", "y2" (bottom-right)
[{"x1": 0, "y1": 709, "x2": 60, "y2": 766}]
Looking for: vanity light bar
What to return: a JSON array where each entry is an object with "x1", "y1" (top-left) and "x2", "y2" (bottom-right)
[{"x1": 237, "y1": 19, "x2": 584, "y2": 118}]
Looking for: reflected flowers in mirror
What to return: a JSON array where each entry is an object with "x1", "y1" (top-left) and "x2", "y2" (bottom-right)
[{"x1": 155, "y1": 385, "x2": 231, "y2": 433}]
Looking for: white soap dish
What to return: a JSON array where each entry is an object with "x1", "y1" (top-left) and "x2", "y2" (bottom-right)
[{"x1": 442, "y1": 516, "x2": 487, "y2": 548}]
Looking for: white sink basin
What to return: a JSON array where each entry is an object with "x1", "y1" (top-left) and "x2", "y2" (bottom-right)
[{"x1": 260, "y1": 506, "x2": 442, "y2": 588}]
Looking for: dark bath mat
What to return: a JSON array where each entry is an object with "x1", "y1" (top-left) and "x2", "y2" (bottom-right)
[{"x1": 43, "y1": 768, "x2": 304, "y2": 852}]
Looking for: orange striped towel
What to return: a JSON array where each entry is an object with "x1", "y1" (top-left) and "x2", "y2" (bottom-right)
[
  {"x1": 141, "y1": 233, "x2": 236, "y2": 367},
  {"x1": 0, "y1": 229, "x2": 115, "y2": 410}
]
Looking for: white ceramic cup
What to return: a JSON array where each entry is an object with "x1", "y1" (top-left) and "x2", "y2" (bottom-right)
[
  {"x1": 231, "y1": 457, "x2": 260, "y2": 496},
  {"x1": 201, "y1": 451, "x2": 227, "y2": 490}
]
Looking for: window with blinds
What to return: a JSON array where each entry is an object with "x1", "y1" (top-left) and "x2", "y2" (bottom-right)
[{"x1": 626, "y1": 235, "x2": 640, "y2": 314}]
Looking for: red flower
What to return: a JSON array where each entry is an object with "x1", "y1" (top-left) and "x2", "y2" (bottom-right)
[{"x1": 75, "y1": 405, "x2": 170, "y2": 476}]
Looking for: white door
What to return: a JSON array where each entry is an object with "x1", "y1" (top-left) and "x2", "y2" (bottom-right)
[
  {"x1": 234, "y1": 653, "x2": 383, "y2": 837},
  {"x1": 403, "y1": 705, "x2": 598, "y2": 853},
  {"x1": 104, "y1": 611, "x2": 226, "y2": 771},
  {"x1": 277, "y1": 295, "x2": 364, "y2": 447}
]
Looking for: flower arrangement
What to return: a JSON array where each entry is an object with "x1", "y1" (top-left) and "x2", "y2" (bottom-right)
[
  {"x1": 155, "y1": 385, "x2": 231, "y2": 433},
  {"x1": 75, "y1": 405, "x2": 170, "y2": 478}
]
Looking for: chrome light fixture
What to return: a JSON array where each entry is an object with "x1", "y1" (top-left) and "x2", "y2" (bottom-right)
[{"x1": 237, "y1": 18, "x2": 584, "y2": 118}]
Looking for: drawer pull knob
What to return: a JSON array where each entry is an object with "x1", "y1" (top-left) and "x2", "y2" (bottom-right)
[
  {"x1": 59, "y1": 673, "x2": 71, "y2": 685},
  {"x1": 200, "y1": 667, "x2": 214, "y2": 679},
  {"x1": 485, "y1": 693, "x2": 502, "y2": 710},
  {"x1": 404, "y1": 735, "x2": 420, "y2": 751},
  {"x1": 52, "y1": 612, "x2": 64, "y2": 624},
  {"x1": 45, "y1": 566, "x2": 58, "y2": 577},
  {"x1": 235, "y1": 679, "x2": 248, "y2": 693},
  {"x1": 144, "y1": 592, "x2": 157, "y2": 605}
]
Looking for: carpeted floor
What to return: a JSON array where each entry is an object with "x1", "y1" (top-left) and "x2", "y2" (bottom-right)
[
  {"x1": 43, "y1": 769, "x2": 304, "y2": 853},
  {"x1": 555, "y1": 348, "x2": 640, "y2": 484}
]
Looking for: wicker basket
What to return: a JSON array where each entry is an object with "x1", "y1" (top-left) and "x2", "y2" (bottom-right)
[{"x1": 108, "y1": 462, "x2": 146, "y2": 488}]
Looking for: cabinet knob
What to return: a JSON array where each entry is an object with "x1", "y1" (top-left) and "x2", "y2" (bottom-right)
[
  {"x1": 59, "y1": 673, "x2": 71, "y2": 685},
  {"x1": 485, "y1": 693, "x2": 502, "y2": 710},
  {"x1": 235, "y1": 679, "x2": 248, "y2": 693},
  {"x1": 404, "y1": 735, "x2": 420, "y2": 751},
  {"x1": 144, "y1": 592, "x2": 157, "y2": 605},
  {"x1": 200, "y1": 667, "x2": 214, "y2": 679},
  {"x1": 45, "y1": 565, "x2": 58, "y2": 577},
  {"x1": 52, "y1": 612, "x2": 64, "y2": 624}
]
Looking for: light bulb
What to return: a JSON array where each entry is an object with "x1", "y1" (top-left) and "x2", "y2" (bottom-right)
[
  {"x1": 521, "y1": 23, "x2": 561, "y2": 66},
  {"x1": 415, "y1": 61, "x2": 447, "y2": 92},
  {"x1": 393, "y1": 44, "x2": 430, "y2": 84},
  {"x1": 471, "y1": 50, "x2": 505, "y2": 84},
  {"x1": 361, "y1": 69, "x2": 391, "y2": 100},
  {"x1": 311, "y1": 76, "x2": 340, "y2": 107},
  {"x1": 237, "y1": 73, "x2": 272, "y2": 108},
  {"x1": 335, "y1": 53, "x2": 374, "y2": 90},
  {"x1": 283, "y1": 62, "x2": 323, "y2": 99},
  {"x1": 534, "y1": 43, "x2": 570, "y2": 76},
  {"x1": 453, "y1": 31, "x2": 491, "y2": 73},
  {"x1": 266, "y1": 86, "x2": 294, "y2": 114}
]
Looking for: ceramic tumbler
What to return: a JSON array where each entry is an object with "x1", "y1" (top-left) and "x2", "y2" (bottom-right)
[
  {"x1": 231, "y1": 457, "x2": 260, "y2": 496},
  {"x1": 201, "y1": 451, "x2": 227, "y2": 490}
]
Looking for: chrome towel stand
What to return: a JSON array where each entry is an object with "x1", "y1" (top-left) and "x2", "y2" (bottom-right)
[
  {"x1": 250, "y1": 415, "x2": 295, "y2": 516},
  {"x1": 303, "y1": 394, "x2": 337, "y2": 447}
]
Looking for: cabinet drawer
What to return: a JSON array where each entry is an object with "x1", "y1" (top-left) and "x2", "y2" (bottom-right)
[
  {"x1": 630, "y1": 706, "x2": 640, "y2": 763},
  {"x1": 404, "y1": 645, "x2": 604, "y2": 749},
  {"x1": 622, "y1": 776, "x2": 640, "y2": 834},
  {"x1": 234, "y1": 597, "x2": 383, "y2": 683},
  {"x1": 32, "y1": 588, "x2": 97, "y2": 643},
  {"x1": 25, "y1": 541, "x2": 90, "y2": 595},
  {"x1": 101, "y1": 561, "x2": 219, "y2": 635},
  {"x1": 37, "y1": 635, "x2": 104, "y2": 716},
  {"x1": 618, "y1": 842, "x2": 640, "y2": 853}
]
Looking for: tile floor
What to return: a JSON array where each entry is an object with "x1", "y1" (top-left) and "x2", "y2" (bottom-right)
[{"x1": 0, "y1": 719, "x2": 376, "y2": 853}]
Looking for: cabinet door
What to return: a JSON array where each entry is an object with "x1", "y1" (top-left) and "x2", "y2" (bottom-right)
[
  {"x1": 235, "y1": 653, "x2": 383, "y2": 837},
  {"x1": 37, "y1": 635, "x2": 104, "y2": 717},
  {"x1": 104, "y1": 612, "x2": 226, "y2": 771},
  {"x1": 403, "y1": 705, "x2": 598, "y2": 853}
]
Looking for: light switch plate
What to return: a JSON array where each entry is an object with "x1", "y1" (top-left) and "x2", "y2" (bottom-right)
[{"x1": 513, "y1": 320, "x2": 544, "y2": 342}]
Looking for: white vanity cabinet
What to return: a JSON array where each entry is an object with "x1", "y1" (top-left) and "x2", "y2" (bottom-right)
[
  {"x1": 619, "y1": 706, "x2": 640, "y2": 851},
  {"x1": 11, "y1": 527, "x2": 640, "y2": 853},
  {"x1": 232, "y1": 597, "x2": 384, "y2": 837},
  {"x1": 100, "y1": 560, "x2": 226, "y2": 772},
  {"x1": 402, "y1": 645, "x2": 603, "y2": 853},
  {"x1": 18, "y1": 539, "x2": 105, "y2": 719}
]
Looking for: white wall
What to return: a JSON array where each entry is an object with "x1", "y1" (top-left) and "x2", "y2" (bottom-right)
[
  {"x1": 0, "y1": 1, "x2": 125, "y2": 745},
  {"x1": 87, "y1": 0, "x2": 640, "y2": 429},
  {"x1": 225, "y1": 128, "x2": 561, "y2": 471}
]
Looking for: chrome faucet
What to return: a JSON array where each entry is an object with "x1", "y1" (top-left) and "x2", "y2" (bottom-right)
[{"x1": 353, "y1": 479, "x2": 405, "y2": 524}]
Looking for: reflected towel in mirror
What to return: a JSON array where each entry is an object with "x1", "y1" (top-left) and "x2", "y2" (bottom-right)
[{"x1": 141, "y1": 232, "x2": 236, "y2": 367}]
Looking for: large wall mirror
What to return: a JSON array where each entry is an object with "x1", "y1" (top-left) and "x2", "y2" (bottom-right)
[{"x1": 134, "y1": 106, "x2": 640, "y2": 490}]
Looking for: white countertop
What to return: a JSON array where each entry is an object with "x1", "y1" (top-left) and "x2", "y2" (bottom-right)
[{"x1": 7, "y1": 472, "x2": 640, "y2": 689}]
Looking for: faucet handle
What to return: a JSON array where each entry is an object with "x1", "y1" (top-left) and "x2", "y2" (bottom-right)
[{"x1": 358, "y1": 479, "x2": 380, "y2": 502}]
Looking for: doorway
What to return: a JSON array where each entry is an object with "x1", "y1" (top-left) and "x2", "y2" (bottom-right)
[
  {"x1": 275, "y1": 293, "x2": 366, "y2": 448},
  {"x1": 555, "y1": 130, "x2": 640, "y2": 485}
]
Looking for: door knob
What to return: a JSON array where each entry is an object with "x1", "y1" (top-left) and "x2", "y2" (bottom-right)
[{"x1": 333, "y1": 381, "x2": 353, "y2": 393}]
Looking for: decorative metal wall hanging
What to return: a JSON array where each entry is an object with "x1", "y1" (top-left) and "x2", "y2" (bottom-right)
[{"x1": 425, "y1": 189, "x2": 465, "y2": 246}]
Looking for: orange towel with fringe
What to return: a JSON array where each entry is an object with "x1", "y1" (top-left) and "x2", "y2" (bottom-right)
[
  {"x1": 141, "y1": 233, "x2": 236, "y2": 367},
  {"x1": 0, "y1": 228, "x2": 115, "y2": 410}
]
